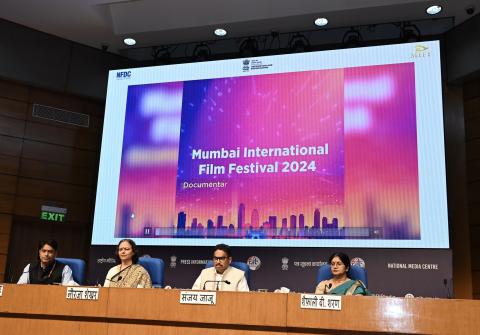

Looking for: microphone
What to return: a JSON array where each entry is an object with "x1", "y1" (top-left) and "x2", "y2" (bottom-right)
[
  {"x1": 357, "y1": 280, "x2": 367, "y2": 290},
  {"x1": 202, "y1": 280, "x2": 231, "y2": 290},
  {"x1": 107, "y1": 265, "x2": 131, "y2": 283},
  {"x1": 443, "y1": 278, "x2": 452, "y2": 299},
  {"x1": 105, "y1": 275, "x2": 123, "y2": 283}
]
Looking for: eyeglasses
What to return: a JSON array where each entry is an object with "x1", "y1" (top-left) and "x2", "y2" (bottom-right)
[{"x1": 213, "y1": 256, "x2": 228, "y2": 262}]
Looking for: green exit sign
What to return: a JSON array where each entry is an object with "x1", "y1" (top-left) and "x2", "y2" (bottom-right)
[{"x1": 40, "y1": 205, "x2": 67, "y2": 223}]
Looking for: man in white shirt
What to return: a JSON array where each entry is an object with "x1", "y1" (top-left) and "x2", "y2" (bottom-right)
[
  {"x1": 17, "y1": 240, "x2": 77, "y2": 286},
  {"x1": 192, "y1": 244, "x2": 249, "y2": 291}
]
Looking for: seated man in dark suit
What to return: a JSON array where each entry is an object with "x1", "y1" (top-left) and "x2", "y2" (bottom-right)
[{"x1": 17, "y1": 239, "x2": 77, "y2": 286}]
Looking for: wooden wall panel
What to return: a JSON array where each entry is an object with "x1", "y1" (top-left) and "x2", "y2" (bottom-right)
[
  {"x1": 0, "y1": 97, "x2": 28, "y2": 120},
  {"x1": 0, "y1": 253, "x2": 6, "y2": 269},
  {"x1": 19, "y1": 158, "x2": 95, "y2": 186},
  {"x1": 0, "y1": 79, "x2": 103, "y2": 283},
  {"x1": 0, "y1": 194, "x2": 15, "y2": 213},
  {"x1": 466, "y1": 138, "x2": 480, "y2": 161},
  {"x1": 14, "y1": 196, "x2": 92, "y2": 223},
  {"x1": 0, "y1": 154, "x2": 20, "y2": 174},
  {"x1": 469, "y1": 205, "x2": 480, "y2": 225},
  {"x1": 473, "y1": 271, "x2": 480, "y2": 295},
  {"x1": 0, "y1": 214, "x2": 12, "y2": 234},
  {"x1": 16, "y1": 178, "x2": 92, "y2": 203},
  {"x1": 24, "y1": 121, "x2": 99, "y2": 150},
  {"x1": 464, "y1": 97, "x2": 480, "y2": 120},
  {"x1": 83, "y1": 99, "x2": 105, "y2": 116},
  {"x1": 0, "y1": 174, "x2": 17, "y2": 194},
  {"x1": 0, "y1": 80, "x2": 29, "y2": 101},
  {"x1": 465, "y1": 117, "x2": 480, "y2": 140},
  {"x1": 445, "y1": 86, "x2": 472, "y2": 298},
  {"x1": 0, "y1": 254, "x2": 6, "y2": 281},
  {"x1": 22, "y1": 140, "x2": 97, "y2": 168},
  {"x1": 467, "y1": 182, "x2": 480, "y2": 204},
  {"x1": 464, "y1": 80, "x2": 480, "y2": 100},
  {"x1": 0, "y1": 135, "x2": 23, "y2": 157},
  {"x1": 464, "y1": 78, "x2": 480, "y2": 299},
  {"x1": 467, "y1": 159, "x2": 480, "y2": 182},
  {"x1": 471, "y1": 246, "x2": 480, "y2": 270},
  {"x1": 0, "y1": 233, "x2": 9, "y2": 254},
  {"x1": 29, "y1": 88, "x2": 87, "y2": 114},
  {"x1": 0, "y1": 115, "x2": 26, "y2": 137}
]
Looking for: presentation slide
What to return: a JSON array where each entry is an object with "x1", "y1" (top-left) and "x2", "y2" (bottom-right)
[{"x1": 92, "y1": 41, "x2": 448, "y2": 248}]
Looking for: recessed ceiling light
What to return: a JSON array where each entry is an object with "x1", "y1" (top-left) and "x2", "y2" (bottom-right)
[
  {"x1": 123, "y1": 38, "x2": 136, "y2": 46},
  {"x1": 314, "y1": 18, "x2": 329, "y2": 27},
  {"x1": 426, "y1": 5, "x2": 442, "y2": 15},
  {"x1": 214, "y1": 28, "x2": 227, "y2": 37}
]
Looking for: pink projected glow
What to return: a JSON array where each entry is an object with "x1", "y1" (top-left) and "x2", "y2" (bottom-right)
[
  {"x1": 345, "y1": 75, "x2": 395, "y2": 102},
  {"x1": 114, "y1": 62, "x2": 419, "y2": 240}
]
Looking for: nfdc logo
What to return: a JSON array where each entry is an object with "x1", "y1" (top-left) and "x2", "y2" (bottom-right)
[{"x1": 116, "y1": 71, "x2": 131, "y2": 79}]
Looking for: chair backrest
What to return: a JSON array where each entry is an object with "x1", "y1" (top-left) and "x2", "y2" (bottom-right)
[
  {"x1": 316, "y1": 264, "x2": 368, "y2": 287},
  {"x1": 56, "y1": 258, "x2": 86, "y2": 285},
  {"x1": 205, "y1": 261, "x2": 251, "y2": 288},
  {"x1": 138, "y1": 257, "x2": 165, "y2": 288}
]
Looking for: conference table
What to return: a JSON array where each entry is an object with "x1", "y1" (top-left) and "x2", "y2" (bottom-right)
[{"x1": 0, "y1": 284, "x2": 479, "y2": 334}]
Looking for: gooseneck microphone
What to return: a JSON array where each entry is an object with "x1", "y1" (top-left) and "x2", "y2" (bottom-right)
[
  {"x1": 202, "y1": 280, "x2": 231, "y2": 290},
  {"x1": 443, "y1": 278, "x2": 452, "y2": 299},
  {"x1": 357, "y1": 280, "x2": 367, "y2": 290},
  {"x1": 106, "y1": 265, "x2": 131, "y2": 283}
]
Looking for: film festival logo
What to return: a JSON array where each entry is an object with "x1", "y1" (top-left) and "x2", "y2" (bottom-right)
[
  {"x1": 247, "y1": 256, "x2": 261, "y2": 271},
  {"x1": 170, "y1": 255, "x2": 177, "y2": 268},
  {"x1": 116, "y1": 70, "x2": 132, "y2": 80},
  {"x1": 281, "y1": 257, "x2": 289, "y2": 271},
  {"x1": 350, "y1": 257, "x2": 365, "y2": 268},
  {"x1": 242, "y1": 59, "x2": 250, "y2": 72},
  {"x1": 411, "y1": 44, "x2": 431, "y2": 59}
]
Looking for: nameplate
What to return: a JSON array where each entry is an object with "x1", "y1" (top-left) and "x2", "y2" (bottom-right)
[
  {"x1": 66, "y1": 287, "x2": 99, "y2": 300},
  {"x1": 179, "y1": 291, "x2": 216, "y2": 305},
  {"x1": 300, "y1": 294, "x2": 342, "y2": 310},
  {"x1": 0, "y1": 285, "x2": 3, "y2": 297}
]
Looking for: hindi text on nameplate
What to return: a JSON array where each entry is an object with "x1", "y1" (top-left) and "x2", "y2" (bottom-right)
[
  {"x1": 66, "y1": 287, "x2": 99, "y2": 300},
  {"x1": 179, "y1": 291, "x2": 217, "y2": 305},
  {"x1": 300, "y1": 294, "x2": 342, "y2": 310},
  {"x1": 0, "y1": 284, "x2": 3, "y2": 297}
]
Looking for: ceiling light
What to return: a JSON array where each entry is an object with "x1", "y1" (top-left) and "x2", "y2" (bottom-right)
[
  {"x1": 214, "y1": 28, "x2": 227, "y2": 37},
  {"x1": 314, "y1": 18, "x2": 328, "y2": 27},
  {"x1": 124, "y1": 38, "x2": 136, "y2": 46},
  {"x1": 426, "y1": 5, "x2": 442, "y2": 15}
]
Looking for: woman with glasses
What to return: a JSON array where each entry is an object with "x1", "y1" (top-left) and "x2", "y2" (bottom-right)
[
  {"x1": 103, "y1": 239, "x2": 152, "y2": 288},
  {"x1": 315, "y1": 252, "x2": 369, "y2": 295}
]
